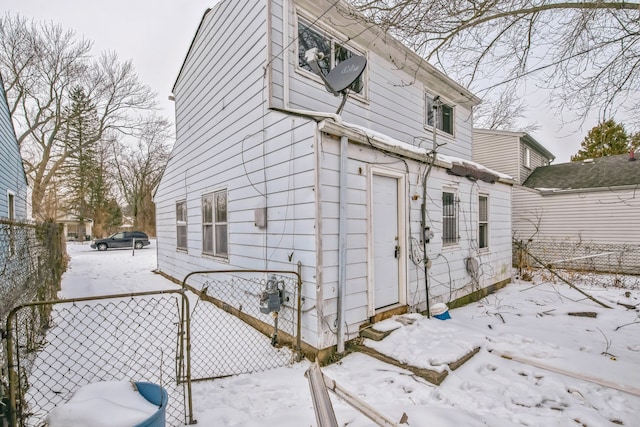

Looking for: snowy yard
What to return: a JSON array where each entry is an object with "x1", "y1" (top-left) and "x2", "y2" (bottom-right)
[{"x1": 49, "y1": 242, "x2": 640, "y2": 426}]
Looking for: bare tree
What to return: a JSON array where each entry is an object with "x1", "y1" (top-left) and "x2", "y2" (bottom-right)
[
  {"x1": 0, "y1": 14, "x2": 158, "y2": 220},
  {"x1": 349, "y1": 1, "x2": 640, "y2": 128},
  {"x1": 113, "y1": 116, "x2": 172, "y2": 235}
]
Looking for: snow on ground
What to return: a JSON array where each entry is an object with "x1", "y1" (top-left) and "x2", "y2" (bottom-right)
[{"x1": 59, "y1": 242, "x2": 640, "y2": 426}]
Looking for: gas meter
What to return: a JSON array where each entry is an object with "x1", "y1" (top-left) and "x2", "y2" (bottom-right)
[{"x1": 260, "y1": 275, "x2": 285, "y2": 314}]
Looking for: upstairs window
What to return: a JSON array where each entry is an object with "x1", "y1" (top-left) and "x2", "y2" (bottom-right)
[
  {"x1": 479, "y1": 195, "x2": 489, "y2": 249},
  {"x1": 524, "y1": 146, "x2": 531, "y2": 168},
  {"x1": 297, "y1": 18, "x2": 364, "y2": 94},
  {"x1": 176, "y1": 200, "x2": 187, "y2": 250},
  {"x1": 442, "y1": 190, "x2": 458, "y2": 246},
  {"x1": 426, "y1": 94, "x2": 454, "y2": 135}
]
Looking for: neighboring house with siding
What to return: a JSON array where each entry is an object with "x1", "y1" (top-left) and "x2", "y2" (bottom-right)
[
  {"x1": 0, "y1": 73, "x2": 28, "y2": 220},
  {"x1": 155, "y1": 0, "x2": 514, "y2": 355},
  {"x1": 473, "y1": 129, "x2": 555, "y2": 185},
  {"x1": 513, "y1": 152, "x2": 640, "y2": 245}
]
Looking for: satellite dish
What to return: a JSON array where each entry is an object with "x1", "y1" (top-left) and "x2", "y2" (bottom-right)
[
  {"x1": 305, "y1": 49, "x2": 367, "y2": 114},
  {"x1": 325, "y1": 55, "x2": 367, "y2": 93}
]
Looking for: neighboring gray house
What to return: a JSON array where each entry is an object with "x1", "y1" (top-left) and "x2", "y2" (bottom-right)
[
  {"x1": 0, "y1": 73, "x2": 28, "y2": 220},
  {"x1": 513, "y1": 152, "x2": 640, "y2": 245},
  {"x1": 155, "y1": 0, "x2": 514, "y2": 355},
  {"x1": 473, "y1": 129, "x2": 555, "y2": 185}
]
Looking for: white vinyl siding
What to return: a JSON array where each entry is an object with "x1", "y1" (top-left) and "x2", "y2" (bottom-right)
[
  {"x1": 513, "y1": 186, "x2": 640, "y2": 245},
  {"x1": 472, "y1": 130, "x2": 521, "y2": 183}
]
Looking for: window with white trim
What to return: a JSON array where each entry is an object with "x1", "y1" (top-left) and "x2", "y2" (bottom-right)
[
  {"x1": 426, "y1": 94, "x2": 454, "y2": 135},
  {"x1": 176, "y1": 200, "x2": 187, "y2": 250},
  {"x1": 297, "y1": 18, "x2": 365, "y2": 94},
  {"x1": 8, "y1": 191, "x2": 15, "y2": 220},
  {"x1": 202, "y1": 190, "x2": 228, "y2": 257},
  {"x1": 442, "y1": 190, "x2": 458, "y2": 246},
  {"x1": 524, "y1": 146, "x2": 531, "y2": 168},
  {"x1": 479, "y1": 195, "x2": 489, "y2": 249}
]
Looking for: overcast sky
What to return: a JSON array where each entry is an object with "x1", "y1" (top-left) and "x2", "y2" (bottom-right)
[{"x1": 5, "y1": 0, "x2": 594, "y2": 163}]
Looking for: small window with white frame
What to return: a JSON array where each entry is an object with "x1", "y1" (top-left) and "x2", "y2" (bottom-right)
[
  {"x1": 442, "y1": 190, "x2": 458, "y2": 246},
  {"x1": 524, "y1": 146, "x2": 531, "y2": 169},
  {"x1": 426, "y1": 93, "x2": 454, "y2": 136},
  {"x1": 202, "y1": 190, "x2": 228, "y2": 258},
  {"x1": 7, "y1": 191, "x2": 15, "y2": 220},
  {"x1": 176, "y1": 200, "x2": 187, "y2": 250},
  {"x1": 478, "y1": 195, "x2": 489, "y2": 250},
  {"x1": 297, "y1": 17, "x2": 365, "y2": 94}
]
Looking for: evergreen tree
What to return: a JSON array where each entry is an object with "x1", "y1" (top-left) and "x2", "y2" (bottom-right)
[
  {"x1": 61, "y1": 87, "x2": 101, "y2": 240},
  {"x1": 571, "y1": 120, "x2": 631, "y2": 161}
]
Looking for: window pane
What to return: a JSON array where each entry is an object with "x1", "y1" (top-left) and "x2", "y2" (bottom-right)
[
  {"x1": 176, "y1": 201, "x2": 186, "y2": 222},
  {"x1": 441, "y1": 105, "x2": 453, "y2": 134},
  {"x1": 215, "y1": 191, "x2": 227, "y2": 222},
  {"x1": 215, "y1": 224, "x2": 228, "y2": 256},
  {"x1": 479, "y1": 196, "x2": 488, "y2": 222},
  {"x1": 442, "y1": 192, "x2": 457, "y2": 245},
  {"x1": 335, "y1": 44, "x2": 363, "y2": 93},
  {"x1": 426, "y1": 95, "x2": 454, "y2": 135},
  {"x1": 202, "y1": 195, "x2": 212, "y2": 223},
  {"x1": 176, "y1": 200, "x2": 187, "y2": 249},
  {"x1": 479, "y1": 223, "x2": 488, "y2": 249},
  {"x1": 298, "y1": 20, "x2": 331, "y2": 74},
  {"x1": 203, "y1": 224, "x2": 213, "y2": 253},
  {"x1": 177, "y1": 226, "x2": 187, "y2": 249}
]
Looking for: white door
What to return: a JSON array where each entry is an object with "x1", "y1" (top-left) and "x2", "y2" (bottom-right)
[{"x1": 372, "y1": 174, "x2": 400, "y2": 309}]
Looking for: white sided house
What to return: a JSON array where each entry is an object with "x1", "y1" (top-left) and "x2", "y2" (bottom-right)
[{"x1": 155, "y1": 0, "x2": 513, "y2": 355}]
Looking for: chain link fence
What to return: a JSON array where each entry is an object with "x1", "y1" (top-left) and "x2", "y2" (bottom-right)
[
  {"x1": 2, "y1": 268, "x2": 304, "y2": 427},
  {"x1": 185, "y1": 270, "x2": 302, "y2": 382},
  {"x1": 5, "y1": 290, "x2": 194, "y2": 427},
  {"x1": 1, "y1": 220, "x2": 66, "y2": 426},
  {"x1": 514, "y1": 239, "x2": 640, "y2": 288}
]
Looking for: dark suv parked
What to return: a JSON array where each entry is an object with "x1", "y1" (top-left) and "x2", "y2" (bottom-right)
[{"x1": 90, "y1": 231, "x2": 151, "y2": 251}]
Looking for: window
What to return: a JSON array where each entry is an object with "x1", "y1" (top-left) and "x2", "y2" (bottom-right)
[
  {"x1": 426, "y1": 94, "x2": 454, "y2": 135},
  {"x1": 202, "y1": 190, "x2": 228, "y2": 257},
  {"x1": 442, "y1": 191, "x2": 458, "y2": 245},
  {"x1": 479, "y1": 195, "x2": 488, "y2": 249},
  {"x1": 524, "y1": 146, "x2": 531, "y2": 168},
  {"x1": 297, "y1": 18, "x2": 364, "y2": 94},
  {"x1": 176, "y1": 200, "x2": 187, "y2": 250},
  {"x1": 8, "y1": 192, "x2": 15, "y2": 220}
]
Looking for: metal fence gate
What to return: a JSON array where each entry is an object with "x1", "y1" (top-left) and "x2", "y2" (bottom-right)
[
  {"x1": 4, "y1": 290, "x2": 194, "y2": 427},
  {"x1": 3, "y1": 269, "x2": 304, "y2": 426},
  {"x1": 184, "y1": 269, "x2": 303, "y2": 382}
]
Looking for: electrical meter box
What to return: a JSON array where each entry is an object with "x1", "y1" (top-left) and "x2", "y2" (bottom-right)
[{"x1": 259, "y1": 276, "x2": 284, "y2": 314}]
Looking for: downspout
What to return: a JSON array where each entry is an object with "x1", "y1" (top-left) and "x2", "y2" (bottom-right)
[{"x1": 337, "y1": 134, "x2": 348, "y2": 352}]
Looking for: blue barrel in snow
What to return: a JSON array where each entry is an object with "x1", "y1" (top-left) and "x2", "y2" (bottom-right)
[
  {"x1": 430, "y1": 303, "x2": 451, "y2": 320},
  {"x1": 134, "y1": 382, "x2": 168, "y2": 427}
]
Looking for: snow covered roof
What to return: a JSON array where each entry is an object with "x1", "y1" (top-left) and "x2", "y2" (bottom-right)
[{"x1": 315, "y1": 116, "x2": 514, "y2": 185}]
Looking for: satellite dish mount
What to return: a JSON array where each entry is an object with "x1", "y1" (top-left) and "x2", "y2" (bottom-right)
[{"x1": 305, "y1": 48, "x2": 367, "y2": 114}]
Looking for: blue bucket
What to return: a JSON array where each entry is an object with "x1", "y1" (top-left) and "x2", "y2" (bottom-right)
[
  {"x1": 430, "y1": 303, "x2": 451, "y2": 320},
  {"x1": 134, "y1": 382, "x2": 168, "y2": 427}
]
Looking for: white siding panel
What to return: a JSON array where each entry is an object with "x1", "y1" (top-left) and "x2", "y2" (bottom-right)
[
  {"x1": 513, "y1": 186, "x2": 640, "y2": 245},
  {"x1": 316, "y1": 132, "x2": 512, "y2": 348},
  {"x1": 473, "y1": 131, "x2": 520, "y2": 182}
]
